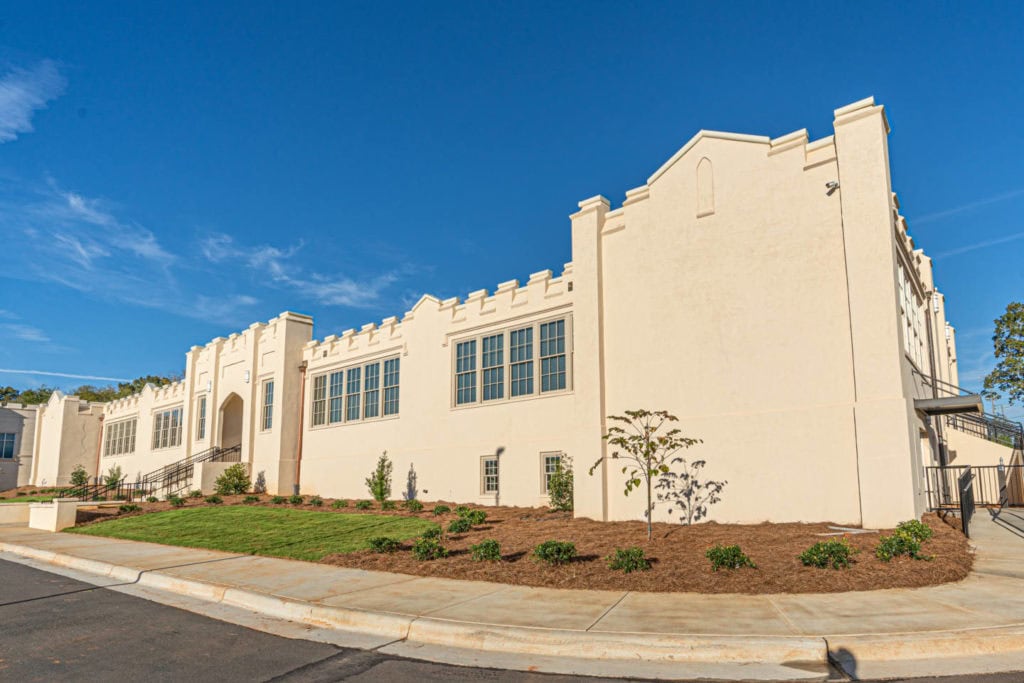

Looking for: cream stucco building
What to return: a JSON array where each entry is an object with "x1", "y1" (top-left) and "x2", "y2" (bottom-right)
[{"x1": 17, "y1": 97, "x2": 1018, "y2": 528}]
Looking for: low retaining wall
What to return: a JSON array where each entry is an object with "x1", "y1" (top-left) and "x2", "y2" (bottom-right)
[{"x1": 0, "y1": 503, "x2": 31, "y2": 524}]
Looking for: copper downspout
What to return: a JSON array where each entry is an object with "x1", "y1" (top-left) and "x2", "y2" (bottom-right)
[
  {"x1": 94, "y1": 415, "x2": 104, "y2": 484},
  {"x1": 293, "y1": 361, "x2": 308, "y2": 496}
]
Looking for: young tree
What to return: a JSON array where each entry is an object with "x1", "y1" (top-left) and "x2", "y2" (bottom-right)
[
  {"x1": 591, "y1": 409, "x2": 702, "y2": 540},
  {"x1": 547, "y1": 455, "x2": 574, "y2": 512},
  {"x1": 365, "y1": 451, "x2": 393, "y2": 503},
  {"x1": 70, "y1": 464, "x2": 90, "y2": 486},
  {"x1": 984, "y1": 302, "x2": 1024, "y2": 406},
  {"x1": 104, "y1": 464, "x2": 123, "y2": 486}
]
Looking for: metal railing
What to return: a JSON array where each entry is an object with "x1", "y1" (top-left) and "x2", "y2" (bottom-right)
[
  {"x1": 926, "y1": 464, "x2": 1024, "y2": 509},
  {"x1": 138, "y1": 444, "x2": 242, "y2": 499},
  {"x1": 55, "y1": 479, "x2": 153, "y2": 502},
  {"x1": 945, "y1": 413, "x2": 1024, "y2": 449}
]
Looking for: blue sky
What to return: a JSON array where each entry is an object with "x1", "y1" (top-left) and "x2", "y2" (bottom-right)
[{"x1": 1, "y1": 2, "x2": 1022, "y2": 417}]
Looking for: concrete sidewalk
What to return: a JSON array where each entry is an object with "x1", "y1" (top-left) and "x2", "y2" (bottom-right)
[{"x1": 3, "y1": 510, "x2": 1024, "y2": 681}]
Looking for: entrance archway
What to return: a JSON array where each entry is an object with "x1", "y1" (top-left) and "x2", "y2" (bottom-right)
[{"x1": 219, "y1": 393, "x2": 243, "y2": 449}]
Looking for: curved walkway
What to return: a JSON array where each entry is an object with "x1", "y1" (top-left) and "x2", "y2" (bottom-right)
[{"x1": 2, "y1": 510, "x2": 1024, "y2": 681}]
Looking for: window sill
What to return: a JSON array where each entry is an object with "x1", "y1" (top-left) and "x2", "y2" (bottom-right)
[
  {"x1": 452, "y1": 388, "x2": 573, "y2": 412},
  {"x1": 308, "y1": 414, "x2": 400, "y2": 432}
]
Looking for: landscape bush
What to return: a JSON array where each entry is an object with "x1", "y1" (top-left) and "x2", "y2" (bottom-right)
[
  {"x1": 876, "y1": 530, "x2": 932, "y2": 562},
  {"x1": 204, "y1": 495, "x2": 223, "y2": 504},
  {"x1": 421, "y1": 525, "x2": 443, "y2": 540},
  {"x1": 104, "y1": 464, "x2": 123, "y2": 486},
  {"x1": 454, "y1": 505, "x2": 470, "y2": 516},
  {"x1": 459, "y1": 508, "x2": 487, "y2": 525},
  {"x1": 381, "y1": 500, "x2": 397, "y2": 511},
  {"x1": 168, "y1": 495, "x2": 185, "y2": 508},
  {"x1": 310, "y1": 496, "x2": 324, "y2": 507},
  {"x1": 432, "y1": 505, "x2": 450, "y2": 515},
  {"x1": 607, "y1": 547, "x2": 651, "y2": 573},
  {"x1": 331, "y1": 499, "x2": 348, "y2": 509},
  {"x1": 533, "y1": 540, "x2": 577, "y2": 565},
  {"x1": 70, "y1": 464, "x2": 89, "y2": 487},
  {"x1": 447, "y1": 517, "x2": 472, "y2": 533},
  {"x1": 271, "y1": 496, "x2": 286, "y2": 504},
  {"x1": 705, "y1": 544, "x2": 756, "y2": 571},
  {"x1": 189, "y1": 490, "x2": 203, "y2": 499},
  {"x1": 214, "y1": 464, "x2": 251, "y2": 495},
  {"x1": 800, "y1": 538, "x2": 857, "y2": 569},
  {"x1": 403, "y1": 499, "x2": 424, "y2": 512},
  {"x1": 289, "y1": 494, "x2": 304, "y2": 505},
  {"x1": 470, "y1": 539, "x2": 501, "y2": 562},
  {"x1": 895, "y1": 519, "x2": 934, "y2": 543},
  {"x1": 367, "y1": 536, "x2": 401, "y2": 553},
  {"x1": 355, "y1": 500, "x2": 372, "y2": 510},
  {"x1": 243, "y1": 495, "x2": 260, "y2": 504},
  {"x1": 412, "y1": 537, "x2": 448, "y2": 561},
  {"x1": 118, "y1": 504, "x2": 141, "y2": 513},
  {"x1": 145, "y1": 496, "x2": 159, "y2": 503}
]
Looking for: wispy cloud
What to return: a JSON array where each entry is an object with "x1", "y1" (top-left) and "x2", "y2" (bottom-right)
[
  {"x1": 912, "y1": 187, "x2": 1024, "y2": 226},
  {"x1": 932, "y1": 230, "x2": 1024, "y2": 260},
  {"x1": 0, "y1": 59, "x2": 66, "y2": 143},
  {"x1": 0, "y1": 368, "x2": 129, "y2": 382},
  {"x1": 0, "y1": 324, "x2": 51, "y2": 343},
  {"x1": 200, "y1": 233, "x2": 400, "y2": 308}
]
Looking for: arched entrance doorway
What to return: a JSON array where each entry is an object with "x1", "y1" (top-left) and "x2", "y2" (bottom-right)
[{"x1": 219, "y1": 393, "x2": 243, "y2": 449}]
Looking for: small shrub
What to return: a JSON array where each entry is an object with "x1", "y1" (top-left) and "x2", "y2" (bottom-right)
[
  {"x1": 365, "y1": 451, "x2": 393, "y2": 503},
  {"x1": 204, "y1": 495, "x2": 223, "y2": 504},
  {"x1": 271, "y1": 495, "x2": 286, "y2": 504},
  {"x1": 355, "y1": 500, "x2": 372, "y2": 510},
  {"x1": 533, "y1": 540, "x2": 577, "y2": 565},
  {"x1": 104, "y1": 464, "x2": 123, "y2": 486},
  {"x1": 118, "y1": 504, "x2": 141, "y2": 513},
  {"x1": 412, "y1": 537, "x2": 448, "y2": 561},
  {"x1": 433, "y1": 505, "x2": 450, "y2": 515},
  {"x1": 403, "y1": 499, "x2": 424, "y2": 512},
  {"x1": 168, "y1": 495, "x2": 185, "y2": 508},
  {"x1": 368, "y1": 536, "x2": 401, "y2": 553},
  {"x1": 421, "y1": 525, "x2": 443, "y2": 540},
  {"x1": 461, "y1": 509, "x2": 487, "y2": 525},
  {"x1": 145, "y1": 496, "x2": 159, "y2": 503},
  {"x1": 607, "y1": 547, "x2": 651, "y2": 573},
  {"x1": 800, "y1": 538, "x2": 857, "y2": 570},
  {"x1": 113, "y1": 495, "x2": 127, "y2": 501},
  {"x1": 447, "y1": 517, "x2": 472, "y2": 533},
  {"x1": 243, "y1": 495, "x2": 260, "y2": 504},
  {"x1": 876, "y1": 531, "x2": 931, "y2": 562},
  {"x1": 470, "y1": 539, "x2": 501, "y2": 562},
  {"x1": 381, "y1": 500, "x2": 397, "y2": 511},
  {"x1": 895, "y1": 519, "x2": 934, "y2": 543},
  {"x1": 289, "y1": 494, "x2": 304, "y2": 505},
  {"x1": 214, "y1": 463, "x2": 251, "y2": 495},
  {"x1": 705, "y1": 544, "x2": 756, "y2": 571},
  {"x1": 70, "y1": 464, "x2": 89, "y2": 487},
  {"x1": 310, "y1": 496, "x2": 324, "y2": 507},
  {"x1": 331, "y1": 499, "x2": 348, "y2": 509},
  {"x1": 454, "y1": 505, "x2": 470, "y2": 516},
  {"x1": 189, "y1": 490, "x2": 203, "y2": 499}
]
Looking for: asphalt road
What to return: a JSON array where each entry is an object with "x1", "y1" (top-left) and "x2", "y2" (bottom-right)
[{"x1": 0, "y1": 557, "x2": 1020, "y2": 683}]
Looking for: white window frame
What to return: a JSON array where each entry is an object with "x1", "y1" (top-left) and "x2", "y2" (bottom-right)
[
  {"x1": 480, "y1": 455, "x2": 499, "y2": 495},
  {"x1": 104, "y1": 418, "x2": 138, "y2": 457},
  {"x1": 261, "y1": 379, "x2": 275, "y2": 431},
  {"x1": 0, "y1": 433, "x2": 15, "y2": 459},
  {"x1": 540, "y1": 451, "x2": 563, "y2": 493},
  {"x1": 151, "y1": 406, "x2": 183, "y2": 450},
  {"x1": 452, "y1": 314, "x2": 572, "y2": 409},
  {"x1": 196, "y1": 396, "x2": 207, "y2": 440},
  {"x1": 309, "y1": 354, "x2": 401, "y2": 428}
]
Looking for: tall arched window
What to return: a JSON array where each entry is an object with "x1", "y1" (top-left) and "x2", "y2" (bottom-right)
[{"x1": 697, "y1": 157, "x2": 714, "y2": 217}]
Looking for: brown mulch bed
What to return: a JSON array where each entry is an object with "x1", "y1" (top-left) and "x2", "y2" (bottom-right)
[{"x1": 70, "y1": 494, "x2": 973, "y2": 594}]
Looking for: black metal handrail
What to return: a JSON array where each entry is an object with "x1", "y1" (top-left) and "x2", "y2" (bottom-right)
[
  {"x1": 926, "y1": 464, "x2": 1024, "y2": 509},
  {"x1": 139, "y1": 444, "x2": 242, "y2": 498},
  {"x1": 945, "y1": 413, "x2": 1024, "y2": 449}
]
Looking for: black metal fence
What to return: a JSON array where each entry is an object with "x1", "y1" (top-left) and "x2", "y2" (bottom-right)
[
  {"x1": 958, "y1": 467, "x2": 975, "y2": 538},
  {"x1": 926, "y1": 464, "x2": 1024, "y2": 510},
  {"x1": 946, "y1": 414, "x2": 1024, "y2": 449}
]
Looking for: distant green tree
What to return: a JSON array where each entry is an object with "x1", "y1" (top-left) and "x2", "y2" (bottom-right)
[
  {"x1": 73, "y1": 385, "x2": 119, "y2": 402},
  {"x1": 984, "y1": 302, "x2": 1024, "y2": 406},
  {"x1": 16, "y1": 385, "x2": 56, "y2": 405},
  {"x1": 0, "y1": 386, "x2": 18, "y2": 403}
]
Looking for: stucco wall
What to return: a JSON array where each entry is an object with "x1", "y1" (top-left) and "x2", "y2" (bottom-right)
[
  {"x1": 31, "y1": 393, "x2": 103, "y2": 487},
  {"x1": 0, "y1": 403, "x2": 37, "y2": 490}
]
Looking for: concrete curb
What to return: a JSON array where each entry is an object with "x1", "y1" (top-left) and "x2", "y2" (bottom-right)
[{"x1": 0, "y1": 540, "x2": 826, "y2": 666}]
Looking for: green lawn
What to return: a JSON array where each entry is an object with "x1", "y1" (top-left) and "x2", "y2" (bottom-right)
[
  {"x1": 0, "y1": 496, "x2": 54, "y2": 504},
  {"x1": 66, "y1": 507, "x2": 437, "y2": 561}
]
